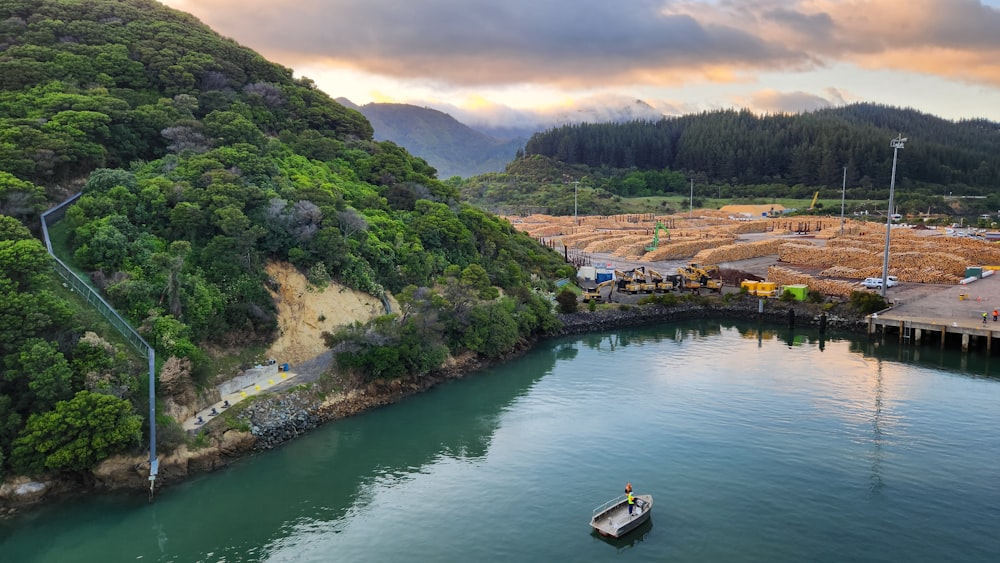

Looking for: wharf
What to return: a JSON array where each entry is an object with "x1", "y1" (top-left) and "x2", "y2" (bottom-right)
[{"x1": 869, "y1": 273, "x2": 1000, "y2": 352}]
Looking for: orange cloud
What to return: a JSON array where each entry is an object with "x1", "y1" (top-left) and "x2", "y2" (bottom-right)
[{"x1": 853, "y1": 47, "x2": 1000, "y2": 86}]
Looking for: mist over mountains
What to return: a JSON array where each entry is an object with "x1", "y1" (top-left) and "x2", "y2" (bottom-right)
[{"x1": 340, "y1": 98, "x2": 667, "y2": 178}]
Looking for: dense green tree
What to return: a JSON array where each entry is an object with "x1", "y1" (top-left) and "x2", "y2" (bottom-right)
[
  {"x1": 463, "y1": 300, "x2": 520, "y2": 358},
  {"x1": 10, "y1": 390, "x2": 142, "y2": 475},
  {"x1": 0, "y1": 0, "x2": 572, "y2": 483},
  {"x1": 0, "y1": 237, "x2": 49, "y2": 289},
  {"x1": 555, "y1": 287, "x2": 579, "y2": 314},
  {"x1": 0, "y1": 171, "x2": 46, "y2": 220},
  {"x1": 9, "y1": 339, "x2": 74, "y2": 413},
  {"x1": 523, "y1": 105, "x2": 1000, "y2": 193},
  {"x1": 0, "y1": 215, "x2": 32, "y2": 241}
]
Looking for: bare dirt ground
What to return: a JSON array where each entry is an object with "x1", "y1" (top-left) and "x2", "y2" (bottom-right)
[{"x1": 264, "y1": 262, "x2": 395, "y2": 368}]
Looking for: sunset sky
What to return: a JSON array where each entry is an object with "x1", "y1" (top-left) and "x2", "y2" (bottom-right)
[{"x1": 160, "y1": 0, "x2": 1000, "y2": 128}]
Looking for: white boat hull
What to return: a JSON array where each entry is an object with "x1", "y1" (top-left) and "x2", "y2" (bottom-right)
[{"x1": 590, "y1": 494, "x2": 653, "y2": 538}]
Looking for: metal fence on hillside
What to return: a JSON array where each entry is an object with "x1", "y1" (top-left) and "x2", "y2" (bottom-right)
[{"x1": 40, "y1": 193, "x2": 159, "y2": 488}]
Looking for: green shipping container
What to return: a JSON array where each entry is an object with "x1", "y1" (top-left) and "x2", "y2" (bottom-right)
[
  {"x1": 965, "y1": 267, "x2": 983, "y2": 278},
  {"x1": 783, "y1": 284, "x2": 808, "y2": 301}
]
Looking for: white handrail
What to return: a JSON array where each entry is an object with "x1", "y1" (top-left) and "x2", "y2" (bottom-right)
[{"x1": 592, "y1": 494, "x2": 627, "y2": 519}]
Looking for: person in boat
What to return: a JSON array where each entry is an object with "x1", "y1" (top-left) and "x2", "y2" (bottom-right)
[
  {"x1": 625, "y1": 482, "x2": 632, "y2": 495},
  {"x1": 627, "y1": 491, "x2": 635, "y2": 515}
]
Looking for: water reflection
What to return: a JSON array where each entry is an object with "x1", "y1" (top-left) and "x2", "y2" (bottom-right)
[
  {"x1": 855, "y1": 335, "x2": 1000, "y2": 381},
  {"x1": 591, "y1": 518, "x2": 654, "y2": 553},
  {"x1": 4, "y1": 320, "x2": 1000, "y2": 562},
  {"x1": 869, "y1": 362, "x2": 885, "y2": 495},
  {"x1": 577, "y1": 320, "x2": 729, "y2": 352},
  {"x1": 553, "y1": 343, "x2": 579, "y2": 361}
]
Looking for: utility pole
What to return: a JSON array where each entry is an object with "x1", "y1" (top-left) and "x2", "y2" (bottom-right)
[
  {"x1": 840, "y1": 166, "x2": 847, "y2": 235},
  {"x1": 689, "y1": 178, "x2": 694, "y2": 217},
  {"x1": 881, "y1": 134, "x2": 906, "y2": 299},
  {"x1": 573, "y1": 181, "x2": 580, "y2": 224}
]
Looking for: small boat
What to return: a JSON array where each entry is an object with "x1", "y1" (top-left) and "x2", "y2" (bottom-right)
[{"x1": 589, "y1": 494, "x2": 653, "y2": 538}]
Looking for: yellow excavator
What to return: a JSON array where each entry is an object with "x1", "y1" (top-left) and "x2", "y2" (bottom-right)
[
  {"x1": 677, "y1": 263, "x2": 724, "y2": 293},
  {"x1": 582, "y1": 279, "x2": 614, "y2": 303},
  {"x1": 637, "y1": 270, "x2": 657, "y2": 293},
  {"x1": 648, "y1": 269, "x2": 675, "y2": 293},
  {"x1": 616, "y1": 267, "x2": 646, "y2": 294}
]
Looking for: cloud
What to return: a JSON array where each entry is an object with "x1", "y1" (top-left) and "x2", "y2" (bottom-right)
[
  {"x1": 165, "y1": 0, "x2": 1000, "y2": 90},
  {"x1": 163, "y1": 0, "x2": 806, "y2": 88},
  {"x1": 160, "y1": 0, "x2": 1000, "y2": 121},
  {"x1": 420, "y1": 93, "x2": 675, "y2": 132},
  {"x1": 739, "y1": 88, "x2": 852, "y2": 114},
  {"x1": 666, "y1": 0, "x2": 1000, "y2": 83}
]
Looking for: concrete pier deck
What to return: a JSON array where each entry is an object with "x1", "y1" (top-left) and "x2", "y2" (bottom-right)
[{"x1": 869, "y1": 273, "x2": 1000, "y2": 351}]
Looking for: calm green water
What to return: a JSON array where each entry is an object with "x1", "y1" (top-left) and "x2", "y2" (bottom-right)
[{"x1": 3, "y1": 320, "x2": 1000, "y2": 562}]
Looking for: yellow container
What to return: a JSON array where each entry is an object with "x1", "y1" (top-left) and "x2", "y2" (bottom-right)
[
  {"x1": 756, "y1": 281, "x2": 778, "y2": 296},
  {"x1": 741, "y1": 280, "x2": 759, "y2": 293}
]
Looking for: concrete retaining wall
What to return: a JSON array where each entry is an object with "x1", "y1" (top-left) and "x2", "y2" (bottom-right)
[{"x1": 218, "y1": 364, "x2": 280, "y2": 396}]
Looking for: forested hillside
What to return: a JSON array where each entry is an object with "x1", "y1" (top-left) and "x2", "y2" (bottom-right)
[
  {"x1": 342, "y1": 101, "x2": 524, "y2": 179},
  {"x1": 0, "y1": 0, "x2": 568, "y2": 482},
  {"x1": 524, "y1": 105, "x2": 1000, "y2": 193}
]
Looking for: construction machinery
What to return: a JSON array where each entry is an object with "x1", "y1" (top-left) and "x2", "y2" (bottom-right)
[
  {"x1": 645, "y1": 221, "x2": 667, "y2": 252},
  {"x1": 582, "y1": 279, "x2": 614, "y2": 303},
  {"x1": 648, "y1": 270, "x2": 677, "y2": 293},
  {"x1": 677, "y1": 263, "x2": 724, "y2": 293},
  {"x1": 613, "y1": 269, "x2": 630, "y2": 292},
  {"x1": 637, "y1": 270, "x2": 657, "y2": 293},
  {"x1": 808, "y1": 191, "x2": 820, "y2": 211},
  {"x1": 615, "y1": 267, "x2": 646, "y2": 294}
]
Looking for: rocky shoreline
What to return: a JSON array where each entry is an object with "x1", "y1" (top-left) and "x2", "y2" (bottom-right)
[{"x1": 1, "y1": 299, "x2": 866, "y2": 516}]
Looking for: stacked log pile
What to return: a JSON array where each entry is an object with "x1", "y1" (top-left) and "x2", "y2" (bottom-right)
[
  {"x1": 767, "y1": 266, "x2": 859, "y2": 297},
  {"x1": 780, "y1": 241, "x2": 965, "y2": 283},
  {"x1": 723, "y1": 221, "x2": 772, "y2": 234},
  {"x1": 691, "y1": 238, "x2": 805, "y2": 264},
  {"x1": 890, "y1": 267, "x2": 961, "y2": 284},
  {"x1": 613, "y1": 242, "x2": 652, "y2": 258},
  {"x1": 822, "y1": 234, "x2": 999, "y2": 280},
  {"x1": 640, "y1": 237, "x2": 736, "y2": 261},
  {"x1": 931, "y1": 237, "x2": 1000, "y2": 265},
  {"x1": 585, "y1": 235, "x2": 650, "y2": 254},
  {"x1": 507, "y1": 214, "x2": 1000, "y2": 286},
  {"x1": 777, "y1": 243, "x2": 871, "y2": 267}
]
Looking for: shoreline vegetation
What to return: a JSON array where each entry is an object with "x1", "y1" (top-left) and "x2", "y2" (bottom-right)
[{"x1": 0, "y1": 297, "x2": 864, "y2": 517}]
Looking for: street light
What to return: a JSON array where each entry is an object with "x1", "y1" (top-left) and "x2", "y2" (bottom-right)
[{"x1": 881, "y1": 134, "x2": 906, "y2": 299}]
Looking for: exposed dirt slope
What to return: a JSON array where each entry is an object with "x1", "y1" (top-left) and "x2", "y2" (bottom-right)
[{"x1": 264, "y1": 262, "x2": 395, "y2": 367}]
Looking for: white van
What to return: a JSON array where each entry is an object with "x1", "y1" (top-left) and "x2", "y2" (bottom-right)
[{"x1": 863, "y1": 276, "x2": 899, "y2": 289}]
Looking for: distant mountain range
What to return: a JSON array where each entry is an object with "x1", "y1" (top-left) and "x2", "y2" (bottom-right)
[
  {"x1": 337, "y1": 99, "x2": 524, "y2": 178},
  {"x1": 338, "y1": 98, "x2": 666, "y2": 178}
]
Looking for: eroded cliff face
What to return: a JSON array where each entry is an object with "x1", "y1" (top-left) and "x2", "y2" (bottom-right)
[{"x1": 264, "y1": 261, "x2": 396, "y2": 367}]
